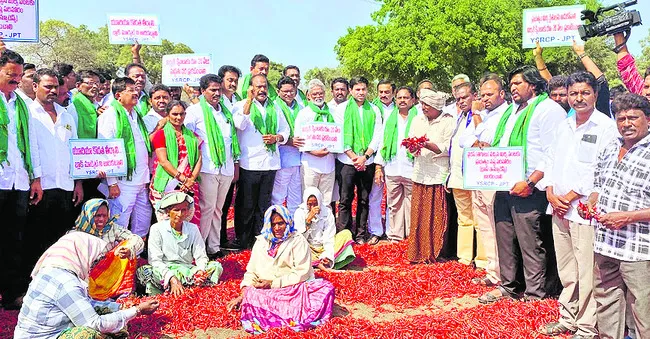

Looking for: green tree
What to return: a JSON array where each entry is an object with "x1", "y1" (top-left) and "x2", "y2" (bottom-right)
[
  {"x1": 267, "y1": 61, "x2": 286, "y2": 89},
  {"x1": 13, "y1": 19, "x2": 192, "y2": 82},
  {"x1": 335, "y1": 0, "x2": 614, "y2": 90}
]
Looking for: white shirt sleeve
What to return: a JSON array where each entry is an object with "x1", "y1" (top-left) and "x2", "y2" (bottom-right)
[
  {"x1": 275, "y1": 103, "x2": 290, "y2": 145},
  {"x1": 27, "y1": 111, "x2": 41, "y2": 178},
  {"x1": 368, "y1": 106, "x2": 383, "y2": 153}
]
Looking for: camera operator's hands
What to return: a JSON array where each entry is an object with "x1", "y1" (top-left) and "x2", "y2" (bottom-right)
[
  {"x1": 572, "y1": 40, "x2": 585, "y2": 56},
  {"x1": 613, "y1": 32, "x2": 630, "y2": 56}
]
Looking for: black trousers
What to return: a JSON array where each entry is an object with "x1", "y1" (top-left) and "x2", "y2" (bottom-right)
[
  {"x1": 494, "y1": 189, "x2": 551, "y2": 299},
  {"x1": 335, "y1": 161, "x2": 375, "y2": 241},
  {"x1": 234, "y1": 169, "x2": 276, "y2": 248},
  {"x1": 0, "y1": 189, "x2": 29, "y2": 306},
  {"x1": 25, "y1": 188, "x2": 75, "y2": 268},
  {"x1": 220, "y1": 182, "x2": 236, "y2": 246}
]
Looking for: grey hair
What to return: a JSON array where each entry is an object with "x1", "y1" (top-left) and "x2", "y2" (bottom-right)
[
  {"x1": 307, "y1": 79, "x2": 326, "y2": 92},
  {"x1": 451, "y1": 73, "x2": 470, "y2": 87}
]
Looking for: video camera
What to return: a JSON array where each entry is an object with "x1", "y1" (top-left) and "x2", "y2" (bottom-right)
[{"x1": 578, "y1": 0, "x2": 642, "y2": 41}]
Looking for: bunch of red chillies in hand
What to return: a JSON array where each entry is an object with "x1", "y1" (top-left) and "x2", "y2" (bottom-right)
[
  {"x1": 194, "y1": 270, "x2": 210, "y2": 286},
  {"x1": 578, "y1": 201, "x2": 601, "y2": 221},
  {"x1": 401, "y1": 136, "x2": 429, "y2": 156}
]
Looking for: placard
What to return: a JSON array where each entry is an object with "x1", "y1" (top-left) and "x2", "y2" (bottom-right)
[
  {"x1": 298, "y1": 122, "x2": 343, "y2": 153},
  {"x1": 69, "y1": 139, "x2": 127, "y2": 179},
  {"x1": 522, "y1": 5, "x2": 585, "y2": 48},
  {"x1": 463, "y1": 147, "x2": 525, "y2": 191},
  {"x1": 107, "y1": 13, "x2": 161, "y2": 45},
  {"x1": 0, "y1": 0, "x2": 39, "y2": 42},
  {"x1": 162, "y1": 54, "x2": 212, "y2": 87}
]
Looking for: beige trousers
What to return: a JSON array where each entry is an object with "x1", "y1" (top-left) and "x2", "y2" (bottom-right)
[
  {"x1": 198, "y1": 172, "x2": 233, "y2": 254},
  {"x1": 472, "y1": 189, "x2": 499, "y2": 283},
  {"x1": 385, "y1": 175, "x2": 413, "y2": 241},
  {"x1": 454, "y1": 188, "x2": 485, "y2": 267},
  {"x1": 301, "y1": 165, "x2": 335, "y2": 206},
  {"x1": 551, "y1": 215, "x2": 597, "y2": 337}
]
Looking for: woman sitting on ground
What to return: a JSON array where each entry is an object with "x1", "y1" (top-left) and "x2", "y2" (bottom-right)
[
  {"x1": 73, "y1": 198, "x2": 145, "y2": 300},
  {"x1": 294, "y1": 186, "x2": 356, "y2": 271},
  {"x1": 137, "y1": 191, "x2": 222, "y2": 296},
  {"x1": 14, "y1": 231, "x2": 159, "y2": 339},
  {"x1": 226, "y1": 205, "x2": 335, "y2": 334}
]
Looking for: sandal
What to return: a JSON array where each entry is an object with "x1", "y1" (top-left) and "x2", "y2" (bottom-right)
[
  {"x1": 471, "y1": 276, "x2": 496, "y2": 287},
  {"x1": 477, "y1": 289, "x2": 510, "y2": 304},
  {"x1": 537, "y1": 322, "x2": 573, "y2": 336}
]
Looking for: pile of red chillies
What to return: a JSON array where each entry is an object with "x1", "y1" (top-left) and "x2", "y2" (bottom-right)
[{"x1": 0, "y1": 240, "x2": 563, "y2": 338}]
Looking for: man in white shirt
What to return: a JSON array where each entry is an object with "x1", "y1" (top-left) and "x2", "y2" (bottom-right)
[
  {"x1": 367, "y1": 79, "x2": 396, "y2": 243},
  {"x1": 460, "y1": 73, "x2": 509, "y2": 287},
  {"x1": 375, "y1": 86, "x2": 416, "y2": 241},
  {"x1": 143, "y1": 84, "x2": 172, "y2": 134},
  {"x1": 448, "y1": 82, "x2": 483, "y2": 268},
  {"x1": 67, "y1": 70, "x2": 101, "y2": 135},
  {"x1": 27, "y1": 68, "x2": 84, "y2": 268},
  {"x1": 232, "y1": 74, "x2": 290, "y2": 248},
  {"x1": 295, "y1": 79, "x2": 337, "y2": 205},
  {"x1": 479, "y1": 65, "x2": 566, "y2": 304},
  {"x1": 238, "y1": 54, "x2": 278, "y2": 101},
  {"x1": 539, "y1": 72, "x2": 618, "y2": 338},
  {"x1": 185, "y1": 74, "x2": 242, "y2": 258},
  {"x1": 334, "y1": 77, "x2": 383, "y2": 245},
  {"x1": 0, "y1": 50, "x2": 42, "y2": 310},
  {"x1": 125, "y1": 63, "x2": 151, "y2": 117},
  {"x1": 442, "y1": 74, "x2": 470, "y2": 119},
  {"x1": 16, "y1": 63, "x2": 35, "y2": 104},
  {"x1": 53, "y1": 63, "x2": 76, "y2": 99},
  {"x1": 271, "y1": 76, "x2": 305, "y2": 215},
  {"x1": 217, "y1": 65, "x2": 242, "y2": 249},
  {"x1": 328, "y1": 77, "x2": 349, "y2": 110},
  {"x1": 283, "y1": 65, "x2": 307, "y2": 106},
  {"x1": 328, "y1": 77, "x2": 350, "y2": 213},
  {"x1": 97, "y1": 77, "x2": 152, "y2": 238}
]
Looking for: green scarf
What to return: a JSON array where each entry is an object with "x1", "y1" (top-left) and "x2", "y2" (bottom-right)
[
  {"x1": 72, "y1": 92, "x2": 97, "y2": 139},
  {"x1": 297, "y1": 89, "x2": 308, "y2": 107},
  {"x1": 276, "y1": 98, "x2": 300, "y2": 138},
  {"x1": 381, "y1": 106, "x2": 417, "y2": 162},
  {"x1": 200, "y1": 96, "x2": 241, "y2": 168},
  {"x1": 240, "y1": 73, "x2": 277, "y2": 100},
  {"x1": 134, "y1": 92, "x2": 150, "y2": 117},
  {"x1": 372, "y1": 98, "x2": 395, "y2": 123},
  {"x1": 308, "y1": 102, "x2": 334, "y2": 123},
  {"x1": 250, "y1": 100, "x2": 278, "y2": 152},
  {"x1": 0, "y1": 93, "x2": 33, "y2": 178},
  {"x1": 152, "y1": 122, "x2": 199, "y2": 192},
  {"x1": 111, "y1": 100, "x2": 152, "y2": 180},
  {"x1": 343, "y1": 99, "x2": 376, "y2": 154},
  {"x1": 491, "y1": 93, "x2": 548, "y2": 171}
]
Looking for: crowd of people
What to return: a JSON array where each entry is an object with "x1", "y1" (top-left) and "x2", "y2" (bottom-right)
[{"x1": 0, "y1": 26, "x2": 649, "y2": 338}]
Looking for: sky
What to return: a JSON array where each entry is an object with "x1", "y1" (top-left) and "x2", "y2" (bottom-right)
[{"x1": 32, "y1": 0, "x2": 650, "y2": 77}]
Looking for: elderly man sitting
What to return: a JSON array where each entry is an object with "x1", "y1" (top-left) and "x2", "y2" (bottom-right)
[{"x1": 136, "y1": 191, "x2": 223, "y2": 296}]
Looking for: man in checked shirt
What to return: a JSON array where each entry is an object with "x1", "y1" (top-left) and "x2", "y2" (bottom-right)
[{"x1": 582, "y1": 93, "x2": 650, "y2": 339}]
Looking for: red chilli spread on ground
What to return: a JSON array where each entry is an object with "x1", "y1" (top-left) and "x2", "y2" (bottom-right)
[{"x1": 0, "y1": 241, "x2": 563, "y2": 338}]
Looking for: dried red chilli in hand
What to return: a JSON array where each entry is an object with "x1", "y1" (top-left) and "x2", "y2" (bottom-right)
[
  {"x1": 578, "y1": 201, "x2": 601, "y2": 221},
  {"x1": 401, "y1": 136, "x2": 429, "y2": 156}
]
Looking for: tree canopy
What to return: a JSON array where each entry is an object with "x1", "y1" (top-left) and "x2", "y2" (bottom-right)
[
  {"x1": 334, "y1": 0, "x2": 642, "y2": 90},
  {"x1": 13, "y1": 19, "x2": 192, "y2": 82}
]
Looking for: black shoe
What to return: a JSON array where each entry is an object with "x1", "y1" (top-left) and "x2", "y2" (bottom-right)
[
  {"x1": 208, "y1": 251, "x2": 225, "y2": 260},
  {"x1": 222, "y1": 240, "x2": 243, "y2": 251},
  {"x1": 367, "y1": 235, "x2": 381, "y2": 246}
]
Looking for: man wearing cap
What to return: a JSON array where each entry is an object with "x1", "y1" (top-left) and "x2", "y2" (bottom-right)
[{"x1": 407, "y1": 89, "x2": 455, "y2": 263}]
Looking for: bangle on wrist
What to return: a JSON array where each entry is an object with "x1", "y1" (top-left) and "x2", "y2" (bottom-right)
[
  {"x1": 537, "y1": 67, "x2": 547, "y2": 71},
  {"x1": 135, "y1": 306, "x2": 141, "y2": 315},
  {"x1": 578, "y1": 53, "x2": 588, "y2": 60}
]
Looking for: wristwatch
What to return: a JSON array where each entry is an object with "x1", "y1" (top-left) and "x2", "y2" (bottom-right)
[
  {"x1": 364, "y1": 154, "x2": 371, "y2": 160},
  {"x1": 525, "y1": 178, "x2": 536, "y2": 188}
]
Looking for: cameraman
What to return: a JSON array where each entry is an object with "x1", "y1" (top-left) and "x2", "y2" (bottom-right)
[{"x1": 615, "y1": 32, "x2": 650, "y2": 101}]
